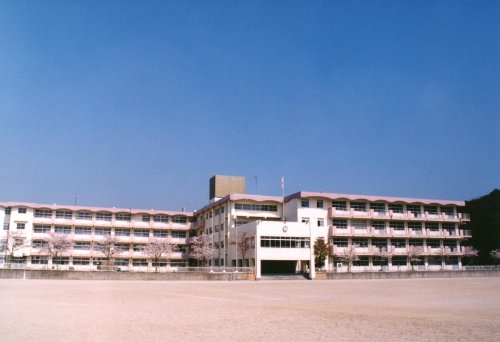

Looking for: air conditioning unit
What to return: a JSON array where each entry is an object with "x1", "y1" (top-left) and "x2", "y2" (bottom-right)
[{"x1": 336, "y1": 263, "x2": 343, "y2": 268}]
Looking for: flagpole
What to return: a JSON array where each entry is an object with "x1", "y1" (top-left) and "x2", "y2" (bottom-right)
[{"x1": 281, "y1": 176, "x2": 285, "y2": 223}]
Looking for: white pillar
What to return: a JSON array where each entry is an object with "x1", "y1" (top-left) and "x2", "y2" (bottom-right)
[{"x1": 309, "y1": 221, "x2": 315, "y2": 279}]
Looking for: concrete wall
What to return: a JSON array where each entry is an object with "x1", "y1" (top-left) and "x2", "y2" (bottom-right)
[
  {"x1": 0, "y1": 269, "x2": 255, "y2": 281},
  {"x1": 325, "y1": 270, "x2": 500, "y2": 280}
]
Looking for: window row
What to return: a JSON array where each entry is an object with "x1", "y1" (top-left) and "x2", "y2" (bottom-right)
[
  {"x1": 31, "y1": 209, "x2": 189, "y2": 223},
  {"x1": 338, "y1": 256, "x2": 459, "y2": 266},
  {"x1": 234, "y1": 203, "x2": 278, "y2": 212},
  {"x1": 260, "y1": 236, "x2": 310, "y2": 248},
  {"x1": 32, "y1": 225, "x2": 187, "y2": 237},
  {"x1": 331, "y1": 220, "x2": 456, "y2": 230},
  {"x1": 30, "y1": 256, "x2": 188, "y2": 266},
  {"x1": 331, "y1": 238, "x2": 459, "y2": 248}
]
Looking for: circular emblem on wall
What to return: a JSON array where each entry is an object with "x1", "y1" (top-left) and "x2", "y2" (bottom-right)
[{"x1": 282, "y1": 225, "x2": 288, "y2": 232}]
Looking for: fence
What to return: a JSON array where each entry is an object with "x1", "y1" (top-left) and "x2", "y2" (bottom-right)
[{"x1": 463, "y1": 265, "x2": 500, "y2": 271}]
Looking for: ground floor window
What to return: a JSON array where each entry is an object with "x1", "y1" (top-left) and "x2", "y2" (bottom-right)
[
  {"x1": 353, "y1": 257, "x2": 369, "y2": 266},
  {"x1": 260, "y1": 236, "x2": 310, "y2": 248},
  {"x1": 52, "y1": 257, "x2": 70, "y2": 265},
  {"x1": 72, "y1": 258, "x2": 90, "y2": 265},
  {"x1": 428, "y1": 257, "x2": 442, "y2": 266},
  {"x1": 170, "y1": 260, "x2": 187, "y2": 267},
  {"x1": 132, "y1": 259, "x2": 148, "y2": 266},
  {"x1": 392, "y1": 257, "x2": 407, "y2": 266},
  {"x1": 114, "y1": 259, "x2": 129, "y2": 266},
  {"x1": 31, "y1": 256, "x2": 48, "y2": 264},
  {"x1": 445, "y1": 257, "x2": 459, "y2": 265}
]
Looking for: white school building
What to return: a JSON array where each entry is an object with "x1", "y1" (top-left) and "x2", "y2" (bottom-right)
[{"x1": 1, "y1": 175, "x2": 471, "y2": 278}]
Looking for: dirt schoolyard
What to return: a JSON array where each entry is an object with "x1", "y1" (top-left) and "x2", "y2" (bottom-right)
[{"x1": 0, "y1": 277, "x2": 499, "y2": 341}]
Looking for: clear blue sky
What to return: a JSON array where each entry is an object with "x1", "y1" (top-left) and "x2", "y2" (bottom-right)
[{"x1": 0, "y1": 1, "x2": 498, "y2": 211}]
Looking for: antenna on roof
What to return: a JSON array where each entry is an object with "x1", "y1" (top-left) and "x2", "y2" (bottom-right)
[{"x1": 74, "y1": 193, "x2": 78, "y2": 206}]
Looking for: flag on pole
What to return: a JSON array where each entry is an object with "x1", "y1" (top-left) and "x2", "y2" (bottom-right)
[{"x1": 281, "y1": 176, "x2": 284, "y2": 190}]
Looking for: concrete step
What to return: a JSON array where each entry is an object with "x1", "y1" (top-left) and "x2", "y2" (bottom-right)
[{"x1": 260, "y1": 274, "x2": 309, "y2": 280}]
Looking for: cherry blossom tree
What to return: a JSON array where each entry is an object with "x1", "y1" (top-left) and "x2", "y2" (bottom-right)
[
  {"x1": 189, "y1": 234, "x2": 214, "y2": 266},
  {"x1": 372, "y1": 246, "x2": 394, "y2": 271},
  {"x1": 0, "y1": 232, "x2": 26, "y2": 263},
  {"x1": 141, "y1": 237, "x2": 176, "y2": 272},
  {"x1": 462, "y1": 246, "x2": 479, "y2": 265},
  {"x1": 407, "y1": 246, "x2": 424, "y2": 271},
  {"x1": 93, "y1": 235, "x2": 122, "y2": 268},
  {"x1": 437, "y1": 246, "x2": 452, "y2": 270},
  {"x1": 335, "y1": 243, "x2": 359, "y2": 272},
  {"x1": 230, "y1": 232, "x2": 252, "y2": 267},
  {"x1": 41, "y1": 232, "x2": 73, "y2": 268},
  {"x1": 489, "y1": 249, "x2": 500, "y2": 261}
]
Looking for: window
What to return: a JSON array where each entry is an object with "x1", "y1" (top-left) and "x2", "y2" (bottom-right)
[
  {"x1": 72, "y1": 257, "x2": 90, "y2": 265},
  {"x1": 332, "y1": 220, "x2": 347, "y2": 229},
  {"x1": 426, "y1": 240, "x2": 441, "y2": 248},
  {"x1": 142, "y1": 215, "x2": 151, "y2": 222},
  {"x1": 18, "y1": 208, "x2": 27, "y2": 214},
  {"x1": 428, "y1": 257, "x2": 441, "y2": 265},
  {"x1": 443, "y1": 240, "x2": 457, "y2": 249},
  {"x1": 234, "y1": 204, "x2": 278, "y2": 212},
  {"x1": 75, "y1": 227, "x2": 91, "y2": 235},
  {"x1": 32, "y1": 240, "x2": 48, "y2": 248},
  {"x1": 352, "y1": 239, "x2": 368, "y2": 247},
  {"x1": 114, "y1": 244, "x2": 130, "y2": 251},
  {"x1": 35, "y1": 209, "x2": 52, "y2": 218},
  {"x1": 133, "y1": 244, "x2": 145, "y2": 252},
  {"x1": 3, "y1": 223, "x2": 9, "y2": 230},
  {"x1": 371, "y1": 221, "x2": 386, "y2": 230},
  {"x1": 260, "y1": 236, "x2": 310, "y2": 248},
  {"x1": 371, "y1": 239, "x2": 387, "y2": 248},
  {"x1": 153, "y1": 215, "x2": 168, "y2": 223},
  {"x1": 116, "y1": 213, "x2": 131, "y2": 221},
  {"x1": 56, "y1": 211, "x2": 73, "y2": 219},
  {"x1": 301, "y1": 199, "x2": 309, "y2": 208},
  {"x1": 74, "y1": 242, "x2": 90, "y2": 250},
  {"x1": 171, "y1": 231, "x2": 187, "y2": 238},
  {"x1": 351, "y1": 220, "x2": 368, "y2": 229},
  {"x1": 317, "y1": 200, "x2": 323, "y2": 208},
  {"x1": 350, "y1": 202, "x2": 367, "y2": 212},
  {"x1": 153, "y1": 230, "x2": 168, "y2": 238},
  {"x1": 95, "y1": 228, "x2": 111, "y2": 236},
  {"x1": 54, "y1": 226, "x2": 72, "y2": 234},
  {"x1": 76, "y1": 211, "x2": 92, "y2": 220},
  {"x1": 317, "y1": 218, "x2": 324, "y2": 227},
  {"x1": 16, "y1": 223, "x2": 25, "y2": 230},
  {"x1": 426, "y1": 223, "x2": 439, "y2": 231},
  {"x1": 220, "y1": 206, "x2": 224, "y2": 214},
  {"x1": 11, "y1": 257, "x2": 26, "y2": 264},
  {"x1": 52, "y1": 257, "x2": 69, "y2": 265},
  {"x1": 332, "y1": 201, "x2": 347, "y2": 210},
  {"x1": 96, "y1": 212, "x2": 112, "y2": 221},
  {"x1": 332, "y1": 238, "x2": 348, "y2": 247},
  {"x1": 407, "y1": 205, "x2": 421, "y2": 215},
  {"x1": 219, "y1": 241, "x2": 224, "y2": 249},
  {"x1": 115, "y1": 259, "x2": 129, "y2": 266},
  {"x1": 353, "y1": 257, "x2": 369, "y2": 266},
  {"x1": 31, "y1": 256, "x2": 48, "y2": 265},
  {"x1": 5, "y1": 208, "x2": 11, "y2": 214},
  {"x1": 424, "y1": 206, "x2": 438, "y2": 215},
  {"x1": 391, "y1": 239, "x2": 406, "y2": 248},
  {"x1": 92, "y1": 258, "x2": 105, "y2": 265},
  {"x1": 133, "y1": 259, "x2": 148, "y2": 266},
  {"x1": 370, "y1": 203, "x2": 385, "y2": 212},
  {"x1": 301, "y1": 217, "x2": 309, "y2": 224},
  {"x1": 392, "y1": 257, "x2": 407, "y2": 266},
  {"x1": 172, "y1": 216, "x2": 187, "y2": 224},
  {"x1": 409, "y1": 239, "x2": 424, "y2": 247},
  {"x1": 441, "y1": 207, "x2": 454, "y2": 215},
  {"x1": 34, "y1": 225, "x2": 51, "y2": 233},
  {"x1": 408, "y1": 222, "x2": 422, "y2": 230},
  {"x1": 114, "y1": 229, "x2": 130, "y2": 236},
  {"x1": 134, "y1": 230, "x2": 149, "y2": 237},
  {"x1": 390, "y1": 221, "x2": 405, "y2": 231},
  {"x1": 388, "y1": 203, "x2": 404, "y2": 213},
  {"x1": 442, "y1": 223, "x2": 455, "y2": 230}
]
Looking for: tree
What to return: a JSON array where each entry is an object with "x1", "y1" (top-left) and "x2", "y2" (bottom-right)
[
  {"x1": 437, "y1": 246, "x2": 452, "y2": 270},
  {"x1": 335, "y1": 244, "x2": 359, "y2": 272},
  {"x1": 0, "y1": 232, "x2": 26, "y2": 263},
  {"x1": 313, "y1": 237, "x2": 329, "y2": 269},
  {"x1": 489, "y1": 249, "x2": 500, "y2": 262},
  {"x1": 372, "y1": 246, "x2": 394, "y2": 271},
  {"x1": 189, "y1": 234, "x2": 213, "y2": 266},
  {"x1": 230, "y1": 232, "x2": 252, "y2": 266},
  {"x1": 93, "y1": 235, "x2": 122, "y2": 268},
  {"x1": 41, "y1": 232, "x2": 73, "y2": 268},
  {"x1": 141, "y1": 237, "x2": 176, "y2": 272},
  {"x1": 462, "y1": 246, "x2": 479, "y2": 266},
  {"x1": 407, "y1": 246, "x2": 424, "y2": 271}
]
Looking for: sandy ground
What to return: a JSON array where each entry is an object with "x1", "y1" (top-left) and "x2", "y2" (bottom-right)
[{"x1": 0, "y1": 277, "x2": 499, "y2": 342}]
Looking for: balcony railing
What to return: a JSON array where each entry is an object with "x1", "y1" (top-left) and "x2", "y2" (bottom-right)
[{"x1": 328, "y1": 208, "x2": 464, "y2": 222}]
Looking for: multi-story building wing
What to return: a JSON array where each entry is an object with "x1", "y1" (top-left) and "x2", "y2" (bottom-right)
[{"x1": 0, "y1": 202, "x2": 192, "y2": 270}]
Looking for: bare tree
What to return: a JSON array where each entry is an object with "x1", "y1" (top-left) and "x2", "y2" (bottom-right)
[
  {"x1": 335, "y1": 243, "x2": 359, "y2": 272},
  {"x1": 93, "y1": 235, "x2": 122, "y2": 268},
  {"x1": 189, "y1": 234, "x2": 213, "y2": 266},
  {"x1": 0, "y1": 232, "x2": 26, "y2": 263},
  {"x1": 230, "y1": 232, "x2": 252, "y2": 266},
  {"x1": 40, "y1": 232, "x2": 73, "y2": 268},
  {"x1": 407, "y1": 246, "x2": 424, "y2": 271},
  {"x1": 141, "y1": 237, "x2": 176, "y2": 272},
  {"x1": 462, "y1": 246, "x2": 479, "y2": 266}
]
